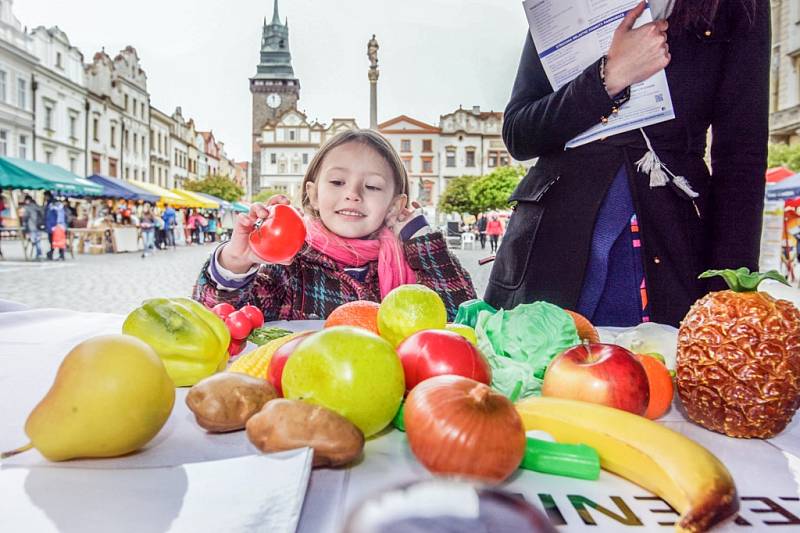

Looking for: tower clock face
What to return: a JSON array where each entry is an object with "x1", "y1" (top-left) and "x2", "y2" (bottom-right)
[{"x1": 266, "y1": 93, "x2": 282, "y2": 109}]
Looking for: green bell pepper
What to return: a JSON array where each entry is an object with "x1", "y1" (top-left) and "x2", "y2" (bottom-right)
[{"x1": 122, "y1": 297, "x2": 230, "y2": 386}]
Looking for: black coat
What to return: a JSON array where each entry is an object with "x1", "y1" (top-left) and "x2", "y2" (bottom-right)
[{"x1": 485, "y1": 1, "x2": 770, "y2": 327}]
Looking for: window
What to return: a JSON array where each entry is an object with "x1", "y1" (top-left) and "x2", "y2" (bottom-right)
[
  {"x1": 132, "y1": 98, "x2": 137, "y2": 117},
  {"x1": 141, "y1": 102, "x2": 145, "y2": 118},
  {"x1": 124, "y1": 94, "x2": 128, "y2": 110},
  {"x1": 18, "y1": 134, "x2": 27, "y2": 158},
  {"x1": 174, "y1": 151, "x2": 178, "y2": 165},
  {"x1": 292, "y1": 162, "x2": 300, "y2": 173},
  {"x1": 400, "y1": 139, "x2": 411, "y2": 153},
  {"x1": 110, "y1": 125, "x2": 116, "y2": 147},
  {"x1": 134, "y1": 169, "x2": 139, "y2": 181},
  {"x1": 109, "y1": 158, "x2": 117, "y2": 177},
  {"x1": 69, "y1": 156, "x2": 77, "y2": 174},
  {"x1": 92, "y1": 118, "x2": 99, "y2": 141},
  {"x1": 488, "y1": 151, "x2": 498, "y2": 168},
  {"x1": 302, "y1": 153, "x2": 308, "y2": 165},
  {"x1": 0, "y1": 130, "x2": 7, "y2": 156},
  {"x1": 289, "y1": 130, "x2": 295, "y2": 141},
  {"x1": 270, "y1": 153, "x2": 277, "y2": 164},
  {"x1": 133, "y1": 133, "x2": 138, "y2": 154},
  {"x1": 56, "y1": 52, "x2": 63, "y2": 69},
  {"x1": 69, "y1": 114, "x2": 78, "y2": 139},
  {"x1": 278, "y1": 161, "x2": 286, "y2": 174},
  {"x1": 125, "y1": 167, "x2": 129, "y2": 179},
  {"x1": 124, "y1": 130, "x2": 129, "y2": 149},
  {"x1": 17, "y1": 78, "x2": 26, "y2": 109},
  {"x1": 500, "y1": 154, "x2": 510, "y2": 166},
  {"x1": 92, "y1": 153, "x2": 101, "y2": 174},
  {"x1": 45, "y1": 151, "x2": 53, "y2": 164},
  {"x1": 402, "y1": 157, "x2": 412, "y2": 173},
  {"x1": 44, "y1": 104, "x2": 54, "y2": 131},
  {"x1": 465, "y1": 149, "x2": 476, "y2": 167},
  {"x1": 422, "y1": 157, "x2": 433, "y2": 173},
  {"x1": 422, "y1": 139, "x2": 432, "y2": 153},
  {"x1": 446, "y1": 148, "x2": 456, "y2": 168},
  {"x1": 0, "y1": 71, "x2": 6, "y2": 102}
]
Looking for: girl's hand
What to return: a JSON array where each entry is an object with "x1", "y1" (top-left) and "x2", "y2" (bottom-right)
[
  {"x1": 218, "y1": 195, "x2": 292, "y2": 273},
  {"x1": 386, "y1": 201, "x2": 423, "y2": 238},
  {"x1": 604, "y1": 1, "x2": 670, "y2": 96}
]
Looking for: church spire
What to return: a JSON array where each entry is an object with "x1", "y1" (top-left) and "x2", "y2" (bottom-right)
[{"x1": 271, "y1": 0, "x2": 281, "y2": 26}]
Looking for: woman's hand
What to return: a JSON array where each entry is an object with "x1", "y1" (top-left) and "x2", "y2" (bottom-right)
[
  {"x1": 218, "y1": 194, "x2": 292, "y2": 273},
  {"x1": 386, "y1": 201, "x2": 424, "y2": 238},
  {"x1": 604, "y1": 1, "x2": 670, "y2": 96}
]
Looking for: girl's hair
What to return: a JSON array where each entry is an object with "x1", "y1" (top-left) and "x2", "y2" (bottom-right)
[
  {"x1": 670, "y1": 0, "x2": 756, "y2": 31},
  {"x1": 300, "y1": 129, "x2": 410, "y2": 215}
]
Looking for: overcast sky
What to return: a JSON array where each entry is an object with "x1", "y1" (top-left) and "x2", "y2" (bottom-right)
[{"x1": 16, "y1": 0, "x2": 530, "y2": 162}]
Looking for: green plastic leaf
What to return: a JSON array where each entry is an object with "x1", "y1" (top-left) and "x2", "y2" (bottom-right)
[{"x1": 699, "y1": 268, "x2": 788, "y2": 292}]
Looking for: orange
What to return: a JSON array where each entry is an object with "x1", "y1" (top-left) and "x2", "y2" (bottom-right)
[
  {"x1": 324, "y1": 300, "x2": 381, "y2": 335},
  {"x1": 635, "y1": 353, "x2": 674, "y2": 419},
  {"x1": 565, "y1": 310, "x2": 600, "y2": 343}
]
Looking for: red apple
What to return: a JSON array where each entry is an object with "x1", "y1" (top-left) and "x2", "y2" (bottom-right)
[
  {"x1": 267, "y1": 331, "x2": 314, "y2": 396},
  {"x1": 541, "y1": 343, "x2": 649, "y2": 415},
  {"x1": 396, "y1": 329, "x2": 492, "y2": 393}
]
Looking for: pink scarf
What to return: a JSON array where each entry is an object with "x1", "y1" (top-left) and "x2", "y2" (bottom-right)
[{"x1": 305, "y1": 218, "x2": 416, "y2": 298}]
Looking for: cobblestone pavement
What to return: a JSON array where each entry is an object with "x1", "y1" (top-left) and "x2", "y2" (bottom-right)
[{"x1": 0, "y1": 238, "x2": 496, "y2": 314}]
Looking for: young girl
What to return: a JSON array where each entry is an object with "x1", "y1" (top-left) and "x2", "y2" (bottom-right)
[{"x1": 193, "y1": 129, "x2": 476, "y2": 321}]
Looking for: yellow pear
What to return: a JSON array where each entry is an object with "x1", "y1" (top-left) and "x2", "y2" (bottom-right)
[{"x1": 5, "y1": 334, "x2": 175, "y2": 461}]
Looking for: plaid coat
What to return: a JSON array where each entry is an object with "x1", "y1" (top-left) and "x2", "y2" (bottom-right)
[{"x1": 193, "y1": 231, "x2": 476, "y2": 321}]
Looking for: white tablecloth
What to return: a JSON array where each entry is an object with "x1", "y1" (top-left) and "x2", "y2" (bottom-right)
[{"x1": 1, "y1": 309, "x2": 799, "y2": 532}]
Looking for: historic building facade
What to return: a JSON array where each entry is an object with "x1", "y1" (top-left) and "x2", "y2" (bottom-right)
[
  {"x1": 378, "y1": 115, "x2": 440, "y2": 207},
  {"x1": 150, "y1": 106, "x2": 172, "y2": 188},
  {"x1": 770, "y1": 0, "x2": 800, "y2": 143},
  {"x1": 85, "y1": 51, "x2": 123, "y2": 178},
  {"x1": 0, "y1": 0, "x2": 35, "y2": 160}
]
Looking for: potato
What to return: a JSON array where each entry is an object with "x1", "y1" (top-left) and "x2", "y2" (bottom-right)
[
  {"x1": 186, "y1": 372, "x2": 278, "y2": 432},
  {"x1": 246, "y1": 399, "x2": 365, "y2": 467}
]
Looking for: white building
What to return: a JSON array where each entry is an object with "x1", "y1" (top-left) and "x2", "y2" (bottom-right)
[
  {"x1": 0, "y1": 0, "x2": 35, "y2": 160},
  {"x1": 170, "y1": 106, "x2": 190, "y2": 188},
  {"x1": 378, "y1": 115, "x2": 441, "y2": 210},
  {"x1": 85, "y1": 50, "x2": 124, "y2": 178},
  {"x1": 439, "y1": 106, "x2": 511, "y2": 179},
  {"x1": 30, "y1": 26, "x2": 87, "y2": 175},
  {"x1": 150, "y1": 106, "x2": 172, "y2": 188},
  {"x1": 113, "y1": 46, "x2": 149, "y2": 183}
]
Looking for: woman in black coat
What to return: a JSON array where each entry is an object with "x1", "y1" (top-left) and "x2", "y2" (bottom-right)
[{"x1": 485, "y1": 0, "x2": 768, "y2": 327}]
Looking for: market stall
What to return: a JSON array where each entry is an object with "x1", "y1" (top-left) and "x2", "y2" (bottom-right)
[
  {"x1": 172, "y1": 188, "x2": 219, "y2": 210},
  {"x1": 0, "y1": 156, "x2": 103, "y2": 197},
  {"x1": 85, "y1": 174, "x2": 160, "y2": 204}
]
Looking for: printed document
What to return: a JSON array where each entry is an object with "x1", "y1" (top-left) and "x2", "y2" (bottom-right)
[{"x1": 522, "y1": 0, "x2": 674, "y2": 147}]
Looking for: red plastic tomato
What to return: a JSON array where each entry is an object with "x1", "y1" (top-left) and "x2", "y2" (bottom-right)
[
  {"x1": 396, "y1": 330, "x2": 492, "y2": 393},
  {"x1": 225, "y1": 310, "x2": 252, "y2": 340},
  {"x1": 267, "y1": 331, "x2": 313, "y2": 396},
  {"x1": 248, "y1": 204, "x2": 306, "y2": 263},
  {"x1": 212, "y1": 302, "x2": 235, "y2": 320},
  {"x1": 228, "y1": 338, "x2": 246, "y2": 357},
  {"x1": 240, "y1": 305, "x2": 264, "y2": 329}
]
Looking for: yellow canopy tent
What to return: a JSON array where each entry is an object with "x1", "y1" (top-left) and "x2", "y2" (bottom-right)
[
  {"x1": 172, "y1": 188, "x2": 219, "y2": 209},
  {"x1": 128, "y1": 181, "x2": 196, "y2": 208}
]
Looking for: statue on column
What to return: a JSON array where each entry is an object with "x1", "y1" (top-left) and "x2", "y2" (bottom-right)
[{"x1": 367, "y1": 34, "x2": 379, "y2": 69}]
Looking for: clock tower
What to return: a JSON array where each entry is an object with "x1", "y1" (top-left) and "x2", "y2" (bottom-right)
[{"x1": 250, "y1": 0, "x2": 300, "y2": 189}]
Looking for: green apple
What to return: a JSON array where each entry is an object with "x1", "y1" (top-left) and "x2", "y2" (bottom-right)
[
  {"x1": 444, "y1": 323, "x2": 478, "y2": 346},
  {"x1": 378, "y1": 284, "x2": 447, "y2": 347},
  {"x1": 282, "y1": 326, "x2": 405, "y2": 437}
]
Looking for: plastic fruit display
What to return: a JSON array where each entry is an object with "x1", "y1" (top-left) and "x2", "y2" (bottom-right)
[
  {"x1": 634, "y1": 353, "x2": 674, "y2": 420},
  {"x1": 324, "y1": 300, "x2": 381, "y2": 335},
  {"x1": 516, "y1": 396, "x2": 739, "y2": 532},
  {"x1": 248, "y1": 204, "x2": 306, "y2": 263},
  {"x1": 396, "y1": 329, "x2": 491, "y2": 392},
  {"x1": 282, "y1": 326, "x2": 405, "y2": 437},
  {"x1": 377, "y1": 284, "x2": 447, "y2": 347},
  {"x1": 444, "y1": 323, "x2": 478, "y2": 345},
  {"x1": 677, "y1": 269, "x2": 800, "y2": 438},
  {"x1": 2, "y1": 335, "x2": 175, "y2": 461}
]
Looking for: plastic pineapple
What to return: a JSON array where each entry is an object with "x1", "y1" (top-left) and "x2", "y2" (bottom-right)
[{"x1": 677, "y1": 268, "x2": 800, "y2": 438}]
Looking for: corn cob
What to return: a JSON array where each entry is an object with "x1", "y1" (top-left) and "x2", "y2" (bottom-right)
[{"x1": 228, "y1": 331, "x2": 310, "y2": 379}]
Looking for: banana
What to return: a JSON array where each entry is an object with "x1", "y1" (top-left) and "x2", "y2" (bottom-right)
[{"x1": 515, "y1": 396, "x2": 738, "y2": 533}]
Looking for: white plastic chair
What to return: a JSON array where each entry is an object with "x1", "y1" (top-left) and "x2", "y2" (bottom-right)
[{"x1": 460, "y1": 232, "x2": 476, "y2": 250}]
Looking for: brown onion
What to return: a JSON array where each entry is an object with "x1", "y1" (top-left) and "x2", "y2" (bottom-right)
[{"x1": 404, "y1": 375, "x2": 526, "y2": 484}]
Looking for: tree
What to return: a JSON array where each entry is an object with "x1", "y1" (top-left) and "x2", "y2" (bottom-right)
[
  {"x1": 469, "y1": 166, "x2": 525, "y2": 214},
  {"x1": 768, "y1": 143, "x2": 800, "y2": 172},
  {"x1": 253, "y1": 188, "x2": 291, "y2": 203},
  {"x1": 184, "y1": 175, "x2": 245, "y2": 203},
  {"x1": 438, "y1": 175, "x2": 479, "y2": 217}
]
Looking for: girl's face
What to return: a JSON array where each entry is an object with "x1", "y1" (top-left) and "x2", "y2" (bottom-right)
[{"x1": 306, "y1": 142, "x2": 406, "y2": 239}]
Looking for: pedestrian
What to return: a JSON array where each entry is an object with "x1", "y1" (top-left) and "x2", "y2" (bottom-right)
[
  {"x1": 139, "y1": 203, "x2": 156, "y2": 258},
  {"x1": 185, "y1": 209, "x2": 196, "y2": 245},
  {"x1": 485, "y1": 214, "x2": 504, "y2": 253},
  {"x1": 162, "y1": 203, "x2": 176, "y2": 249},
  {"x1": 21, "y1": 194, "x2": 43, "y2": 261},
  {"x1": 486, "y1": 0, "x2": 768, "y2": 327},
  {"x1": 193, "y1": 129, "x2": 476, "y2": 321},
  {"x1": 206, "y1": 213, "x2": 217, "y2": 243},
  {"x1": 44, "y1": 192, "x2": 67, "y2": 261},
  {"x1": 476, "y1": 213, "x2": 488, "y2": 250}
]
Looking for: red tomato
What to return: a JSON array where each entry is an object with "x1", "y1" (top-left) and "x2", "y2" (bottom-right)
[
  {"x1": 248, "y1": 204, "x2": 306, "y2": 263},
  {"x1": 228, "y1": 338, "x2": 246, "y2": 357},
  {"x1": 225, "y1": 310, "x2": 252, "y2": 340},
  {"x1": 396, "y1": 330, "x2": 492, "y2": 393},
  {"x1": 267, "y1": 331, "x2": 314, "y2": 396},
  {"x1": 240, "y1": 305, "x2": 264, "y2": 329},
  {"x1": 212, "y1": 302, "x2": 235, "y2": 320}
]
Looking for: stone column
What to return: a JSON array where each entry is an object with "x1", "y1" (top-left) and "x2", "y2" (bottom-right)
[{"x1": 369, "y1": 68, "x2": 379, "y2": 130}]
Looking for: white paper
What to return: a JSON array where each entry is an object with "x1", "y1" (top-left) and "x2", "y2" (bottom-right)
[
  {"x1": 0, "y1": 450, "x2": 313, "y2": 533},
  {"x1": 522, "y1": 0, "x2": 675, "y2": 147}
]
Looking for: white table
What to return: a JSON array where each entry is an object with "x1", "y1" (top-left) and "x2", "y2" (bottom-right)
[{"x1": 1, "y1": 309, "x2": 799, "y2": 532}]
